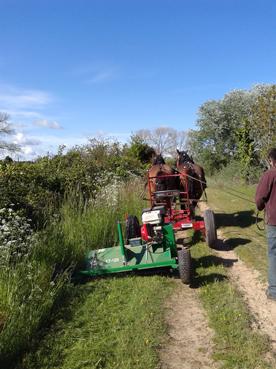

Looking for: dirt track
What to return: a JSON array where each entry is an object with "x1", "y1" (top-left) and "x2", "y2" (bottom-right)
[
  {"x1": 160, "y1": 221, "x2": 218, "y2": 369},
  {"x1": 160, "y1": 281, "x2": 217, "y2": 369},
  {"x1": 160, "y1": 203, "x2": 276, "y2": 368},
  {"x1": 216, "y1": 230, "x2": 276, "y2": 352},
  {"x1": 200, "y1": 202, "x2": 276, "y2": 352}
]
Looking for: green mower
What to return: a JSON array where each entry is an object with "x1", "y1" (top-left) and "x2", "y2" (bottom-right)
[{"x1": 80, "y1": 206, "x2": 192, "y2": 284}]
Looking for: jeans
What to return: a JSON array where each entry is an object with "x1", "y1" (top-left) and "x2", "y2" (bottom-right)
[{"x1": 267, "y1": 225, "x2": 276, "y2": 297}]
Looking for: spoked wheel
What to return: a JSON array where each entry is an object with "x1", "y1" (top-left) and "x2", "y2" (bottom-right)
[
  {"x1": 177, "y1": 247, "x2": 192, "y2": 285},
  {"x1": 125, "y1": 215, "x2": 141, "y2": 243},
  {"x1": 203, "y1": 209, "x2": 217, "y2": 248}
]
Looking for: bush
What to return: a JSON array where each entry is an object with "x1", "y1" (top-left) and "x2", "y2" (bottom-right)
[
  {"x1": 0, "y1": 207, "x2": 35, "y2": 267},
  {"x1": 0, "y1": 178, "x2": 145, "y2": 367},
  {"x1": 0, "y1": 139, "x2": 146, "y2": 229},
  {"x1": 214, "y1": 160, "x2": 263, "y2": 185}
]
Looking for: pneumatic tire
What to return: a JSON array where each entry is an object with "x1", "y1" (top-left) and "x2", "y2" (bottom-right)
[
  {"x1": 203, "y1": 209, "x2": 217, "y2": 248},
  {"x1": 177, "y1": 248, "x2": 192, "y2": 285},
  {"x1": 125, "y1": 215, "x2": 141, "y2": 244}
]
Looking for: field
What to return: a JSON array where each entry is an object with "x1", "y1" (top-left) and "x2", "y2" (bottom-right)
[{"x1": 1, "y1": 172, "x2": 276, "y2": 369}]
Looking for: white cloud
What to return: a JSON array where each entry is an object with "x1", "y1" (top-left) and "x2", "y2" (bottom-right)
[
  {"x1": 39, "y1": 134, "x2": 87, "y2": 148},
  {"x1": 5, "y1": 110, "x2": 43, "y2": 119},
  {"x1": 92, "y1": 130, "x2": 130, "y2": 143},
  {"x1": 21, "y1": 146, "x2": 35, "y2": 156},
  {"x1": 33, "y1": 119, "x2": 63, "y2": 130},
  {"x1": 3, "y1": 128, "x2": 132, "y2": 161},
  {"x1": 0, "y1": 85, "x2": 52, "y2": 110},
  {"x1": 73, "y1": 62, "x2": 118, "y2": 84},
  {"x1": 86, "y1": 71, "x2": 116, "y2": 84},
  {"x1": 0, "y1": 84, "x2": 56, "y2": 132},
  {"x1": 13, "y1": 132, "x2": 41, "y2": 146}
]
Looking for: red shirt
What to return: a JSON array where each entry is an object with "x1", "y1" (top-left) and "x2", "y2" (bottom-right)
[{"x1": 255, "y1": 167, "x2": 276, "y2": 225}]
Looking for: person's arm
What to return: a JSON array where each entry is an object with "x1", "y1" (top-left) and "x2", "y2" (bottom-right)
[{"x1": 255, "y1": 172, "x2": 272, "y2": 211}]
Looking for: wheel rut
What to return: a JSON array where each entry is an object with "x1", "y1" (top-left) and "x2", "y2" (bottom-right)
[
  {"x1": 159, "y1": 280, "x2": 218, "y2": 369},
  {"x1": 200, "y1": 203, "x2": 276, "y2": 354},
  {"x1": 160, "y1": 201, "x2": 276, "y2": 369},
  {"x1": 215, "y1": 230, "x2": 276, "y2": 352}
]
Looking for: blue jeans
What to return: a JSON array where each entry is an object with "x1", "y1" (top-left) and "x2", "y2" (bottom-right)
[{"x1": 267, "y1": 225, "x2": 276, "y2": 297}]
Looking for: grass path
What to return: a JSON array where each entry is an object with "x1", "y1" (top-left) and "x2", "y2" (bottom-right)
[
  {"x1": 14, "y1": 179, "x2": 276, "y2": 369},
  {"x1": 206, "y1": 180, "x2": 268, "y2": 278},
  {"x1": 191, "y1": 239, "x2": 274, "y2": 369},
  {"x1": 160, "y1": 280, "x2": 218, "y2": 369},
  {"x1": 19, "y1": 276, "x2": 173, "y2": 369},
  {"x1": 191, "y1": 181, "x2": 276, "y2": 367}
]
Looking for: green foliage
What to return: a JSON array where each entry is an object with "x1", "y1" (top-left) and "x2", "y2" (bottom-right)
[
  {"x1": 192, "y1": 242, "x2": 272, "y2": 369},
  {"x1": 127, "y1": 134, "x2": 155, "y2": 164},
  {"x1": 0, "y1": 179, "x2": 146, "y2": 367},
  {"x1": 236, "y1": 118, "x2": 258, "y2": 183},
  {"x1": 188, "y1": 129, "x2": 228, "y2": 175},
  {"x1": 20, "y1": 276, "x2": 172, "y2": 369},
  {"x1": 251, "y1": 84, "x2": 276, "y2": 161},
  {"x1": 205, "y1": 181, "x2": 268, "y2": 279},
  {"x1": 0, "y1": 257, "x2": 70, "y2": 368},
  {"x1": 0, "y1": 138, "x2": 146, "y2": 229},
  {"x1": 0, "y1": 207, "x2": 35, "y2": 266},
  {"x1": 0, "y1": 161, "x2": 63, "y2": 228},
  {"x1": 188, "y1": 89, "x2": 255, "y2": 173},
  {"x1": 0, "y1": 135, "x2": 149, "y2": 366},
  {"x1": 188, "y1": 84, "x2": 276, "y2": 179}
]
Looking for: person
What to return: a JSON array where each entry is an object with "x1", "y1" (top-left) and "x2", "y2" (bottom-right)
[{"x1": 255, "y1": 148, "x2": 276, "y2": 300}]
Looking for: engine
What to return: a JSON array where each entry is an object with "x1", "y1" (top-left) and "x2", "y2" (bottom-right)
[{"x1": 141, "y1": 206, "x2": 165, "y2": 242}]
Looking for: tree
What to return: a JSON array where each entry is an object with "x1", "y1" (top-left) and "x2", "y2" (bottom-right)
[
  {"x1": 187, "y1": 85, "x2": 271, "y2": 174},
  {"x1": 135, "y1": 127, "x2": 187, "y2": 157},
  {"x1": 236, "y1": 118, "x2": 257, "y2": 182},
  {"x1": 127, "y1": 135, "x2": 155, "y2": 164},
  {"x1": 250, "y1": 85, "x2": 276, "y2": 161},
  {"x1": 0, "y1": 113, "x2": 19, "y2": 154}
]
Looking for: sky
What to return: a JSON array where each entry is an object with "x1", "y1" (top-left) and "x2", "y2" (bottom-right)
[{"x1": 0, "y1": 0, "x2": 276, "y2": 159}]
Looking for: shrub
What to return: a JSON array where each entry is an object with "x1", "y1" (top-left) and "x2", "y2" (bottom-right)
[
  {"x1": 0, "y1": 178, "x2": 145, "y2": 367},
  {"x1": 214, "y1": 160, "x2": 263, "y2": 185},
  {"x1": 0, "y1": 207, "x2": 35, "y2": 267}
]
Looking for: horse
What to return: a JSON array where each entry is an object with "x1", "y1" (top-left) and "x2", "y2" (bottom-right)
[
  {"x1": 176, "y1": 149, "x2": 207, "y2": 209},
  {"x1": 147, "y1": 154, "x2": 179, "y2": 207}
]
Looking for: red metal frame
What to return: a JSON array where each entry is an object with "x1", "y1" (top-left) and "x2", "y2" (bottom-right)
[{"x1": 147, "y1": 171, "x2": 205, "y2": 233}]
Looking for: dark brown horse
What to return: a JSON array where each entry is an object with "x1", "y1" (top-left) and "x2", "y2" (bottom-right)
[
  {"x1": 147, "y1": 154, "x2": 178, "y2": 206},
  {"x1": 176, "y1": 150, "x2": 207, "y2": 208}
]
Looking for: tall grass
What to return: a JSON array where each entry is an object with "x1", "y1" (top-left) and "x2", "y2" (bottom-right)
[
  {"x1": 20, "y1": 276, "x2": 173, "y2": 369},
  {"x1": 212, "y1": 160, "x2": 263, "y2": 185},
  {"x1": 192, "y1": 241, "x2": 273, "y2": 369},
  {"x1": 0, "y1": 263, "x2": 69, "y2": 367},
  {"x1": 60, "y1": 178, "x2": 145, "y2": 252},
  {"x1": 0, "y1": 178, "x2": 145, "y2": 368}
]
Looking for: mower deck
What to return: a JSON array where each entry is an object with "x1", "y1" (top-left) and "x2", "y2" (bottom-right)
[{"x1": 80, "y1": 223, "x2": 178, "y2": 277}]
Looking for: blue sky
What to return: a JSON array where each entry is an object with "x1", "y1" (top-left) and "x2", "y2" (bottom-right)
[{"x1": 0, "y1": 0, "x2": 276, "y2": 158}]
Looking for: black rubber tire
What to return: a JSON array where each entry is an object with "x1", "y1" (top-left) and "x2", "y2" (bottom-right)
[
  {"x1": 125, "y1": 215, "x2": 141, "y2": 243},
  {"x1": 203, "y1": 209, "x2": 217, "y2": 248},
  {"x1": 177, "y1": 248, "x2": 192, "y2": 285}
]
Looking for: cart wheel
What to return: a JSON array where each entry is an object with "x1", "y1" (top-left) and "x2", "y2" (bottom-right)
[
  {"x1": 203, "y1": 209, "x2": 217, "y2": 248},
  {"x1": 177, "y1": 248, "x2": 192, "y2": 285},
  {"x1": 126, "y1": 215, "x2": 141, "y2": 243}
]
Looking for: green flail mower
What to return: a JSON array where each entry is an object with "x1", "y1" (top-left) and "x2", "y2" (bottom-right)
[{"x1": 79, "y1": 205, "x2": 217, "y2": 284}]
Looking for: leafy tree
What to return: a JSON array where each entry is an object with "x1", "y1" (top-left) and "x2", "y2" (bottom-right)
[
  {"x1": 236, "y1": 118, "x2": 257, "y2": 182},
  {"x1": 187, "y1": 85, "x2": 271, "y2": 174},
  {"x1": 0, "y1": 137, "x2": 148, "y2": 229},
  {"x1": 127, "y1": 135, "x2": 155, "y2": 164},
  {"x1": 251, "y1": 84, "x2": 276, "y2": 161}
]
